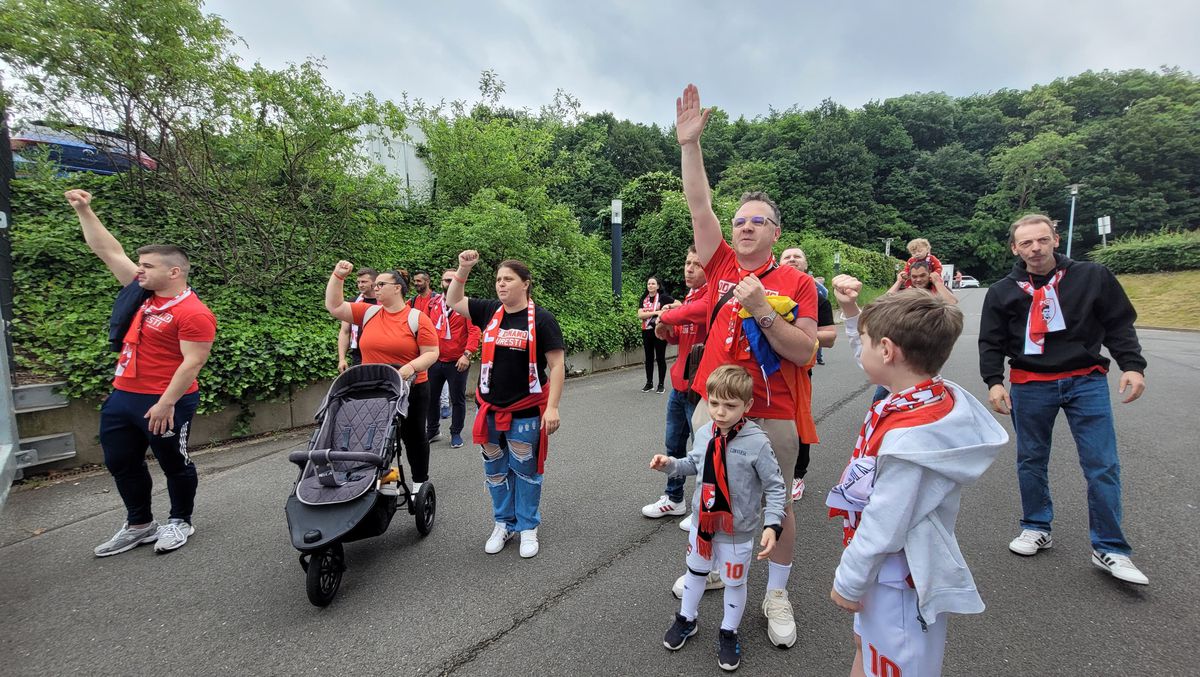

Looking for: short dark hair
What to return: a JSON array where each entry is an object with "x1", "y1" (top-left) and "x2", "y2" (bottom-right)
[
  {"x1": 356, "y1": 267, "x2": 378, "y2": 280},
  {"x1": 859, "y1": 289, "x2": 963, "y2": 377},
  {"x1": 687, "y1": 244, "x2": 697, "y2": 255},
  {"x1": 738, "y1": 191, "x2": 782, "y2": 225},
  {"x1": 909, "y1": 260, "x2": 931, "y2": 273},
  {"x1": 135, "y1": 244, "x2": 190, "y2": 274}
]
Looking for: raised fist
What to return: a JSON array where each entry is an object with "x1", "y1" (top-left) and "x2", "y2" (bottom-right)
[
  {"x1": 458, "y1": 250, "x2": 480, "y2": 269},
  {"x1": 832, "y1": 274, "x2": 862, "y2": 305},
  {"x1": 333, "y1": 260, "x2": 354, "y2": 278},
  {"x1": 64, "y1": 189, "x2": 93, "y2": 210}
]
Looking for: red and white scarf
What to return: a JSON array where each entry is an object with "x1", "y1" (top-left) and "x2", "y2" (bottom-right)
[
  {"x1": 115, "y1": 288, "x2": 194, "y2": 379},
  {"x1": 1016, "y1": 270, "x2": 1066, "y2": 355},
  {"x1": 723, "y1": 256, "x2": 777, "y2": 358},
  {"x1": 641, "y1": 292, "x2": 661, "y2": 331},
  {"x1": 431, "y1": 293, "x2": 453, "y2": 340},
  {"x1": 697, "y1": 418, "x2": 746, "y2": 559},
  {"x1": 479, "y1": 298, "x2": 540, "y2": 395},
  {"x1": 827, "y1": 377, "x2": 947, "y2": 546}
]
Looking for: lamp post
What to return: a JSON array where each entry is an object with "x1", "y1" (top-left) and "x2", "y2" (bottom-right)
[
  {"x1": 610, "y1": 199, "x2": 622, "y2": 298},
  {"x1": 1065, "y1": 184, "x2": 1082, "y2": 259},
  {"x1": 877, "y1": 237, "x2": 894, "y2": 257},
  {"x1": 833, "y1": 251, "x2": 841, "y2": 276}
]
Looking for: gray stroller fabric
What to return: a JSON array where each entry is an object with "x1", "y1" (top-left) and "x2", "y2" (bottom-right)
[{"x1": 296, "y1": 397, "x2": 397, "y2": 506}]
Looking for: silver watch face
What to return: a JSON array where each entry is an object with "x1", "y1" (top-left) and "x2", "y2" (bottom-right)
[{"x1": 757, "y1": 314, "x2": 774, "y2": 328}]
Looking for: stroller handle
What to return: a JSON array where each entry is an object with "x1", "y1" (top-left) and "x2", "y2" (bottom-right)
[{"x1": 287, "y1": 449, "x2": 388, "y2": 468}]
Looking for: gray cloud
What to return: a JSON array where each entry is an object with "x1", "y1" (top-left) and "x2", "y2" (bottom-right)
[{"x1": 206, "y1": 0, "x2": 1200, "y2": 123}]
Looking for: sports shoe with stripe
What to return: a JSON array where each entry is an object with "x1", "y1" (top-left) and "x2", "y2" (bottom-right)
[
  {"x1": 1008, "y1": 529, "x2": 1052, "y2": 556},
  {"x1": 717, "y1": 628, "x2": 742, "y2": 671},
  {"x1": 1092, "y1": 550, "x2": 1149, "y2": 585},
  {"x1": 642, "y1": 495, "x2": 686, "y2": 518},
  {"x1": 663, "y1": 613, "x2": 698, "y2": 651},
  {"x1": 154, "y1": 518, "x2": 195, "y2": 553},
  {"x1": 94, "y1": 521, "x2": 159, "y2": 557}
]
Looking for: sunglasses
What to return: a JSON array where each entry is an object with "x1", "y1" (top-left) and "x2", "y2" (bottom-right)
[{"x1": 732, "y1": 215, "x2": 778, "y2": 228}]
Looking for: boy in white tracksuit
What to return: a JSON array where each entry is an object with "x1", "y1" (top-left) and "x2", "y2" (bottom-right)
[
  {"x1": 651, "y1": 365, "x2": 787, "y2": 672},
  {"x1": 826, "y1": 280, "x2": 1008, "y2": 676}
]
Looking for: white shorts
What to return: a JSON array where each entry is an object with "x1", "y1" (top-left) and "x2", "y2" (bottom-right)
[
  {"x1": 686, "y1": 527, "x2": 752, "y2": 587},
  {"x1": 853, "y1": 582, "x2": 949, "y2": 676}
]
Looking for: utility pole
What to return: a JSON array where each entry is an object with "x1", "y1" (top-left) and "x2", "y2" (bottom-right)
[
  {"x1": 877, "y1": 237, "x2": 894, "y2": 257},
  {"x1": 1065, "y1": 183, "x2": 1082, "y2": 259},
  {"x1": 610, "y1": 199, "x2": 622, "y2": 298}
]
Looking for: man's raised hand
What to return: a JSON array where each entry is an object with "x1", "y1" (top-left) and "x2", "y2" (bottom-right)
[
  {"x1": 64, "y1": 189, "x2": 92, "y2": 211},
  {"x1": 675, "y1": 84, "x2": 711, "y2": 147},
  {"x1": 333, "y1": 260, "x2": 354, "y2": 279}
]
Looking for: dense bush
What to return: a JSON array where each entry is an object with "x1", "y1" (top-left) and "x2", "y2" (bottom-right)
[{"x1": 1089, "y1": 228, "x2": 1200, "y2": 274}]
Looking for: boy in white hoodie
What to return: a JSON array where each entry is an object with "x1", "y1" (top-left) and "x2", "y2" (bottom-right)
[{"x1": 826, "y1": 279, "x2": 1008, "y2": 677}]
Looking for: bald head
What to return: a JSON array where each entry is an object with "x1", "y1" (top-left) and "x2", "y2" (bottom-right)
[{"x1": 781, "y1": 247, "x2": 808, "y2": 273}]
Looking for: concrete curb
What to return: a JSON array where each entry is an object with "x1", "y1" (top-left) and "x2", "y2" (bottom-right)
[{"x1": 1135, "y1": 325, "x2": 1200, "y2": 334}]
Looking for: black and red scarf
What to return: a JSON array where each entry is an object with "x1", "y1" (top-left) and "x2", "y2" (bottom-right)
[
  {"x1": 479, "y1": 298, "x2": 539, "y2": 396},
  {"x1": 697, "y1": 418, "x2": 747, "y2": 558}
]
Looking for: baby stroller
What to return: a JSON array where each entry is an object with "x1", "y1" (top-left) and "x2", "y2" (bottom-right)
[{"x1": 285, "y1": 363, "x2": 436, "y2": 606}]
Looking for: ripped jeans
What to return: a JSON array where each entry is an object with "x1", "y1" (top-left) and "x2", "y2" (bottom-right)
[{"x1": 481, "y1": 413, "x2": 543, "y2": 532}]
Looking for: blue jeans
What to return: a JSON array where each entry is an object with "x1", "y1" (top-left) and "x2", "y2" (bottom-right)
[
  {"x1": 1011, "y1": 373, "x2": 1129, "y2": 555},
  {"x1": 663, "y1": 388, "x2": 697, "y2": 503},
  {"x1": 481, "y1": 414, "x2": 543, "y2": 532}
]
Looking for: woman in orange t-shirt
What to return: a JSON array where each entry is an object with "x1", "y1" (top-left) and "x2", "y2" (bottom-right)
[{"x1": 325, "y1": 262, "x2": 440, "y2": 486}]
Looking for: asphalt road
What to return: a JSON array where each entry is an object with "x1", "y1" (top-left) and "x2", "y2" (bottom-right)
[{"x1": 2, "y1": 289, "x2": 1196, "y2": 676}]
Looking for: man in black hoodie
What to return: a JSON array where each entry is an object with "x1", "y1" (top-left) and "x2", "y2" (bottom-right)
[{"x1": 979, "y1": 214, "x2": 1148, "y2": 585}]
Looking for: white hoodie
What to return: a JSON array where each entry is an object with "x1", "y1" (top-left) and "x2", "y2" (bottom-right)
[{"x1": 832, "y1": 379, "x2": 1008, "y2": 625}]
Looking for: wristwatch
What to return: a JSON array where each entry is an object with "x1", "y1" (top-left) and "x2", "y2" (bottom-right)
[{"x1": 756, "y1": 313, "x2": 776, "y2": 329}]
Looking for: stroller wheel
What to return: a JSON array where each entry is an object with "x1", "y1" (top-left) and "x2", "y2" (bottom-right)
[
  {"x1": 414, "y1": 483, "x2": 436, "y2": 536},
  {"x1": 305, "y1": 542, "x2": 345, "y2": 607}
]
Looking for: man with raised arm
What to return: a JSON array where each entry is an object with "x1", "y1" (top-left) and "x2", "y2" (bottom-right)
[
  {"x1": 673, "y1": 84, "x2": 820, "y2": 649},
  {"x1": 66, "y1": 189, "x2": 217, "y2": 557}
]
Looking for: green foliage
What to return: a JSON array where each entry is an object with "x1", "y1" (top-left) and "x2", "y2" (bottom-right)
[
  {"x1": 1089, "y1": 229, "x2": 1200, "y2": 274},
  {"x1": 774, "y1": 233, "x2": 898, "y2": 289}
]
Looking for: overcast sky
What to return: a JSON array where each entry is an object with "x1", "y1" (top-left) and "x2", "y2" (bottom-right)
[{"x1": 205, "y1": 0, "x2": 1200, "y2": 124}]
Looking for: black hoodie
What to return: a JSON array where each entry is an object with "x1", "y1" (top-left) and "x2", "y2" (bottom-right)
[{"x1": 979, "y1": 254, "x2": 1146, "y2": 387}]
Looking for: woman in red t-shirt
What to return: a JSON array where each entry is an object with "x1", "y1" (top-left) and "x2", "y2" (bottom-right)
[{"x1": 325, "y1": 261, "x2": 440, "y2": 486}]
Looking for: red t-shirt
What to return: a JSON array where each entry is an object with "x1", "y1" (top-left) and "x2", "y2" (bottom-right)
[
  {"x1": 658, "y1": 284, "x2": 709, "y2": 393},
  {"x1": 428, "y1": 298, "x2": 481, "y2": 362},
  {"x1": 112, "y1": 292, "x2": 217, "y2": 395},
  {"x1": 692, "y1": 241, "x2": 817, "y2": 419},
  {"x1": 410, "y1": 292, "x2": 437, "y2": 317},
  {"x1": 350, "y1": 302, "x2": 439, "y2": 384}
]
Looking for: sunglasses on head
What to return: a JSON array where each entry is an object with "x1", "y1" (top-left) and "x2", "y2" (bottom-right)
[{"x1": 732, "y1": 215, "x2": 778, "y2": 228}]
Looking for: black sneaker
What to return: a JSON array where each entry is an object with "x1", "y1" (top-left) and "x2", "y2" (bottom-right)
[
  {"x1": 663, "y1": 613, "x2": 698, "y2": 651},
  {"x1": 718, "y1": 629, "x2": 741, "y2": 671},
  {"x1": 641, "y1": 383, "x2": 654, "y2": 393},
  {"x1": 655, "y1": 384, "x2": 665, "y2": 394}
]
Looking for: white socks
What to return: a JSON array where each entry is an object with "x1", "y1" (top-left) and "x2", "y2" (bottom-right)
[
  {"x1": 679, "y1": 572, "x2": 706, "y2": 620},
  {"x1": 767, "y1": 561, "x2": 792, "y2": 591},
  {"x1": 721, "y1": 583, "x2": 748, "y2": 631}
]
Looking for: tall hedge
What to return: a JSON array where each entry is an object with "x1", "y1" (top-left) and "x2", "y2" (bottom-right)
[{"x1": 1089, "y1": 229, "x2": 1200, "y2": 274}]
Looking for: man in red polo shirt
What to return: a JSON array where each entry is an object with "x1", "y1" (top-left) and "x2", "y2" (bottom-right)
[
  {"x1": 673, "y1": 84, "x2": 819, "y2": 649},
  {"x1": 426, "y1": 269, "x2": 481, "y2": 448},
  {"x1": 66, "y1": 189, "x2": 217, "y2": 558}
]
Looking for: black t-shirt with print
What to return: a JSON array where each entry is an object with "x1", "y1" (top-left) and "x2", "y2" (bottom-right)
[{"x1": 468, "y1": 298, "x2": 565, "y2": 413}]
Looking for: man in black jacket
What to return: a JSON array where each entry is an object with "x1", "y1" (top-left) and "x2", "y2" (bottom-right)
[{"x1": 979, "y1": 214, "x2": 1148, "y2": 585}]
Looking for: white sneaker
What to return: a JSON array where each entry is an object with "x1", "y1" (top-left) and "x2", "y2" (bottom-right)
[
  {"x1": 1008, "y1": 529, "x2": 1052, "y2": 556},
  {"x1": 791, "y1": 478, "x2": 805, "y2": 501},
  {"x1": 153, "y1": 519, "x2": 195, "y2": 554},
  {"x1": 1092, "y1": 551, "x2": 1149, "y2": 585},
  {"x1": 762, "y1": 589, "x2": 797, "y2": 648},
  {"x1": 484, "y1": 522, "x2": 514, "y2": 554},
  {"x1": 678, "y1": 512, "x2": 695, "y2": 532},
  {"x1": 520, "y1": 528, "x2": 539, "y2": 558},
  {"x1": 642, "y1": 495, "x2": 686, "y2": 518},
  {"x1": 672, "y1": 570, "x2": 724, "y2": 599}
]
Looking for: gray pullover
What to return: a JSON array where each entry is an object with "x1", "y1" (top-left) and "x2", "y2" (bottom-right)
[{"x1": 659, "y1": 420, "x2": 786, "y2": 543}]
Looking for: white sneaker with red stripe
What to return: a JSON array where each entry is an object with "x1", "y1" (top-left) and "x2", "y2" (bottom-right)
[
  {"x1": 641, "y1": 495, "x2": 686, "y2": 518},
  {"x1": 791, "y1": 478, "x2": 805, "y2": 501}
]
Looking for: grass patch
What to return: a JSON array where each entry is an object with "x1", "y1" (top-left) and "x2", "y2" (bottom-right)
[{"x1": 1118, "y1": 271, "x2": 1200, "y2": 330}]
